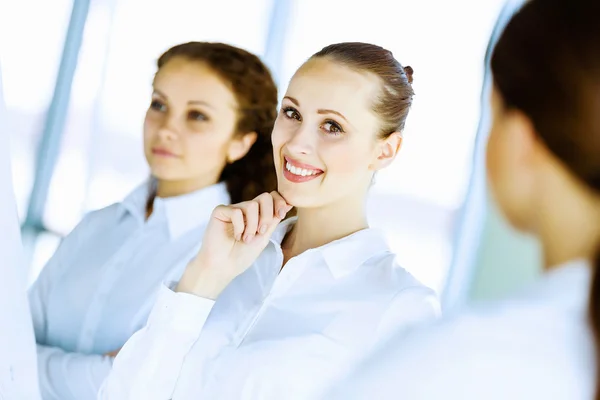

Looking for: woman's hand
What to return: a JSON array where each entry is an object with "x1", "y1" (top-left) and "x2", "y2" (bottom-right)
[{"x1": 176, "y1": 191, "x2": 293, "y2": 299}]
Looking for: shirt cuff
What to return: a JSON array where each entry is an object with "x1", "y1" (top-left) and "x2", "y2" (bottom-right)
[{"x1": 146, "y1": 283, "x2": 216, "y2": 335}]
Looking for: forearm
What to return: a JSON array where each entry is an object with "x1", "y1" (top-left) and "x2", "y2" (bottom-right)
[
  {"x1": 176, "y1": 258, "x2": 235, "y2": 299},
  {"x1": 99, "y1": 284, "x2": 215, "y2": 399}
]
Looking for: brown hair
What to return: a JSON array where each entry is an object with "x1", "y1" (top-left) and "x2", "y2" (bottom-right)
[
  {"x1": 310, "y1": 42, "x2": 415, "y2": 138},
  {"x1": 491, "y1": 0, "x2": 600, "y2": 396},
  {"x1": 154, "y1": 41, "x2": 278, "y2": 204}
]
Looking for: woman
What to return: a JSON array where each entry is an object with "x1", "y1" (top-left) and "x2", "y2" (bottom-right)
[
  {"x1": 99, "y1": 42, "x2": 441, "y2": 400},
  {"x1": 322, "y1": 0, "x2": 600, "y2": 399},
  {"x1": 28, "y1": 41, "x2": 279, "y2": 400}
]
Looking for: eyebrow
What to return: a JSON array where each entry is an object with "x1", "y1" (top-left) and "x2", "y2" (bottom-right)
[
  {"x1": 153, "y1": 89, "x2": 214, "y2": 109},
  {"x1": 283, "y1": 96, "x2": 349, "y2": 123}
]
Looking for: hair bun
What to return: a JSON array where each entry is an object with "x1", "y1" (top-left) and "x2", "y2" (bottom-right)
[{"x1": 404, "y1": 66, "x2": 414, "y2": 84}]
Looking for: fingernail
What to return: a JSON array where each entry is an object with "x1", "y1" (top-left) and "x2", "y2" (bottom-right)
[
  {"x1": 278, "y1": 208, "x2": 286, "y2": 218},
  {"x1": 259, "y1": 225, "x2": 267, "y2": 234}
]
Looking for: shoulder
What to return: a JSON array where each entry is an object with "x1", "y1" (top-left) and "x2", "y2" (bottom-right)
[
  {"x1": 367, "y1": 252, "x2": 437, "y2": 300},
  {"x1": 335, "y1": 296, "x2": 594, "y2": 399}
]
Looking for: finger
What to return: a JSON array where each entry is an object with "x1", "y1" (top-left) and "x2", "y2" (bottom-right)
[
  {"x1": 270, "y1": 191, "x2": 293, "y2": 219},
  {"x1": 255, "y1": 193, "x2": 275, "y2": 235},
  {"x1": 240, "y1": 201, "x2": 260, "y2": 242},
  {"x1": 214, "y1": 205, "x2": 247, "y2": 241},
  {"x1": 230, "y1": 207, "x2": 245, "y2": 242}
]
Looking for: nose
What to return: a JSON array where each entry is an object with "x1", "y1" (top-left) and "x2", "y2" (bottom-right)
[
  {"x1": 285, "y1": 123, "x2": 315, "y2": 155},
  {"x1": 157, "y1": 115, "x2": 179, "y2": 141}
]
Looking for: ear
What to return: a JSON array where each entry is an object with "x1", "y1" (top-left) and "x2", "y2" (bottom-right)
[
  {"x1": 506, "y1": 109, "x2": 537, "y2": 168},
  {"x1": 371, "y1": 132, "x2": 403, "y2": 171},
  {"x1": 226, "y1": 132, "x2": 258, "y2": 163}
]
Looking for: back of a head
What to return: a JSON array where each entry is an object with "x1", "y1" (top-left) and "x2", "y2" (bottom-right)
[
  {"x1": 310, "y1": 42, "x2": 415, "y2": 137},
  {"x1": 491, "y1": 0, "x2": 600, "y2": 397},
  {"x1": 158, "y1": 42, "x2": 278, "y2": 203}
]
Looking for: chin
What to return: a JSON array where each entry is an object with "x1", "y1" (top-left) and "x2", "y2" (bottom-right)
[
  {"x1": 149, "y1": 166, "x2": 183, "y2": 181},
  {"x1": 277, "y1": 180, "x2": 318, "y2": 209}
]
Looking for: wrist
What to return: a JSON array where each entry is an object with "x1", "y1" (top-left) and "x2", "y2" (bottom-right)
[{"x1": 176, "y1": 258, "x2": 235, "y2": 300}]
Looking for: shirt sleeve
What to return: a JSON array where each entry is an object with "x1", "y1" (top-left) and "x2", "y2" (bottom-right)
[
  {"x1": 36, "y1": 345, "x2": 113, "y2": 400},
  {"x1": 98, "y1": 284, "x2": 216, "y2": 400}
]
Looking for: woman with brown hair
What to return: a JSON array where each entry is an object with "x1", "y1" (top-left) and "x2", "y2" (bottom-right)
[
  {"x1": 99, "y1": 41, "x2": 440, "y2": 400},
  {"x1": 323, "y1": 0, "x2": 600, "y2": 398},
  {"x1": 28, "y1": 41, "x2": 279, "y2": 400}
]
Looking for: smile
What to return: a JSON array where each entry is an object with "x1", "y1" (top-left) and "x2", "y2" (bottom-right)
[
  {"x1": 283, "y1": 156, "x2": 324, "y2": 183},
  {"x1": 285, "y1": 162, "x2": 321, "y2": 176}
]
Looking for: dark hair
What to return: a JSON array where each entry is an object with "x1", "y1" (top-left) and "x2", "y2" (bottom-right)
[
  {"x1": 310, "y1": 42, "x2": 415, "y2": 138},
  {"x1": 491, "y1": 0, "x2": 600, "y2": 397},
  {"x1": 154, "y1": 41, "x2": 278, "y2": 204}
]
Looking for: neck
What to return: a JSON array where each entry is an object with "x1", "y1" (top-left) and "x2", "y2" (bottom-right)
[
  {"x1": 285, "y1": 195, "x2": 369, "y2": 259},
  {"x1": 155, "y1": 176, "x2": 218, "y2": 198},
  {"x1": 538, "y1": 188, "x2": 600, "y2": 271}
]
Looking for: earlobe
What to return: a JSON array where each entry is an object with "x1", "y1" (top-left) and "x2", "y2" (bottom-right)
[{"x1": 227, "y1": 132, "x2": 258, "y2": 163}]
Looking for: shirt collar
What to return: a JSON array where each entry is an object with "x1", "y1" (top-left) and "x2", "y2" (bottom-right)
[
  {"x1": 120, "y1": 181, "x2": 231, "y2": 240},
  {"x1": 270, "y1": 217, "x2": 392, "y2": 279}
]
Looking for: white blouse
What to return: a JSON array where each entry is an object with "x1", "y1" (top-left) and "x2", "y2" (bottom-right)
[
  {"x1": 322, "y1": 259, "x2": 595, "y2": 400},
  {"x1": 99, "y1": 217, "x2": 441, "y2": 400},
  {"x1": 28, "y1": 181, "x2": 230, "y2": 400}
]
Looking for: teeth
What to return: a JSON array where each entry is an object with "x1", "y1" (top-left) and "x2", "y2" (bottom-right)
[{"x1": 285, "y1": 161, "x2": 320, "y2": 177}]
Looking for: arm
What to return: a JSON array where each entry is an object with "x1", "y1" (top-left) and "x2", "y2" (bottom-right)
[
  {"x1": 36, "y1": 345, "x2": 113, "y2": 400},
  {"x1": 98, "y1": 284, "x2": 216, "y2": 399},
  {"x1": 100, "y1": 193, "x2": 292, "y2": 399},
  {"x1": 28, "y1": 216, "x2": 109, "y2": 400}
]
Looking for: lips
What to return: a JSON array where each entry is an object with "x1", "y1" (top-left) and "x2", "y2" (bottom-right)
[
  {"x1": 152, "y1": 147, "x2": 177, "y2": 157},
  {"x1": 283, "y1": 156, "x2": 324, "y2": 183}
]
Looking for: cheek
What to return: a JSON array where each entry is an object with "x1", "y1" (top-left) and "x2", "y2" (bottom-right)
[
  {"x1": 143, "y1": 115, "x2": 157, "y2": 148},
  {"x1": 322, "y1": 140, "x2": 370, "y2": 175},
  {"x1": 271, "y1": 122, "x2": 292, "y2": 158}
]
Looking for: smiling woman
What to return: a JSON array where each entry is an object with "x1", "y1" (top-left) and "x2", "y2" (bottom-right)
[{"x1": 99, "y1": 42, "x2": 440, "y2": 400}]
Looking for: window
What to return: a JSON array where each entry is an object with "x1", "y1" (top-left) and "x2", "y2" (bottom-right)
[{"x1": 1, "y1": 0, "x2": 74, "y2": 221}]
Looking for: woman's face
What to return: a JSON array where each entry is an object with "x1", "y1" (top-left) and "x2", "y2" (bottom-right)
[
  {"x1": 143, "y1": 57, "x2": 256, "y2": 192},
  {"x1": 271, "y1": 57, "x2": 401, "y2": 209}
]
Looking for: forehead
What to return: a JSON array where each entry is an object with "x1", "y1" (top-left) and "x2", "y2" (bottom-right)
[
  {"x1": 154, "y1": 58, "x2": 237, "y2": 108},
  {"x1": 286, "y1": 58, "x2": 381, "y2": 118}
]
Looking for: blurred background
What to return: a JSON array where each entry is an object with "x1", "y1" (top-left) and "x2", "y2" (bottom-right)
[{"x1": 1, "y1": 0, "x2": 540, "y2": 310}]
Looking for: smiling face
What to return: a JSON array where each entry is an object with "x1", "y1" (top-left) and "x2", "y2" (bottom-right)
[
  {"x1": 271, "y1": 57, "x2": 400, "y2": 209},
  {"x1": 143, "y1": 57, "x2": 256, "y2": 195}
]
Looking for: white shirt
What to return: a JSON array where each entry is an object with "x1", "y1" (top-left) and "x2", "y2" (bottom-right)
[
  {"x1": 0, "y1": 66, "x2": 41, "y2": 400},
  {"x1": 99, "y1": 217, "x2": 441, "y2": 400},
  {"x1": 323, "y1": 259, "x2": 595, "y2": 400},
  {"x1": 28, "y1": 181, "x2": 230, "y2": 400}
]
